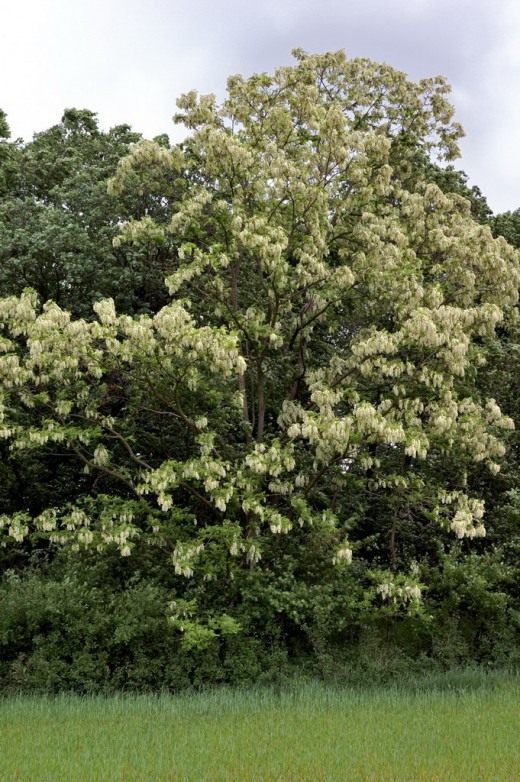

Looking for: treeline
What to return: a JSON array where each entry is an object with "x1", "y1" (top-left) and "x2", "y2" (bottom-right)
[{"x1": 0, "y1": 51, "x2": 520, "y2": 692}]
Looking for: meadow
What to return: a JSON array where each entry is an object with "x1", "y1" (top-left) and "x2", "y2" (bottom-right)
[{"x1": 0, "y1": 673, "x2": 519, "y2": 781}]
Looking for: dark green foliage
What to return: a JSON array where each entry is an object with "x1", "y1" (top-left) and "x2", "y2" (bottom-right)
[
  {"x1": 1, "y1": 538, "x2": 517, "y2": 693},
  {"x1": 0, "y1": 550, "x2": 280, "y2": 693},
  {"x1": 0, "y1": 109, "x2": 176, "y2": 318},
  {"x1": 492, "y1": 208, "x2": 520, "y2": 248}
]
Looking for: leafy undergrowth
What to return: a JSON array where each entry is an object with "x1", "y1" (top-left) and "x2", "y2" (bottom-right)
[{"x1": 0, "y1": 673, "x2": 519, "y2": 781}]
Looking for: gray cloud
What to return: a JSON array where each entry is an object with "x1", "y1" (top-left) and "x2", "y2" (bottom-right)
[{"x1": 1, "y1": 0, "x2": 518, "y2": 211}]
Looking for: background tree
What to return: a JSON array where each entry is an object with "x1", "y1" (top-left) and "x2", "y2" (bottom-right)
[{"x1": 0, "y1": 109, "x2": 181, "y2": 318}]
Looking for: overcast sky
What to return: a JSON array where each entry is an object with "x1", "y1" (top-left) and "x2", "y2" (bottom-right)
[{"x1": 1, "y1": 0, "x2": 519, "y2": 212}]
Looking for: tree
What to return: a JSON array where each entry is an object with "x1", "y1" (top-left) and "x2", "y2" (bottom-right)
[
  {"x1": 0, "y1": 110, "x2": 21, "y2": 198},
  {"x1": 492, "y1": 208, "x2": 520, "y2": 248},
  {"x1": 0, "y1": 50, "x2": 518, "y2": 647},
  {"x1": 0, "y1": 109, "x2": 178, "y2": 318}
]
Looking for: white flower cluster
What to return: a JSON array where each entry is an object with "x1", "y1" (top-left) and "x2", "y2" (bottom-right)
[
  {"x1": 0, "y1": 513, "x2": 29, "y2": 542},
  {"x1": 378, "y1": 580, "x2": 422, "y2": 605},
  {"x1": 169, "y1": 188, "x2": 213, "y2": 235},
  {"x1": 438, "y1": 491, "x2": 486, "y2": 539},
  {"x1": 332, "y1": 543, "x2": 353, "y2": 565},
  {"x1": 107, "y1": 139, "x2": 180, "y2": 196},
  {"x1": 244, "y1": 441, "x2": 296, "y2": 477},
  {"x1": 172, "y1": 542, "x2": 205, "y2": 578}
]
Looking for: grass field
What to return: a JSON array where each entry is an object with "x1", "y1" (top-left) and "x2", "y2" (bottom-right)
[{"x1": 0, "y1": 674, "x2": 519, "y2": 781}]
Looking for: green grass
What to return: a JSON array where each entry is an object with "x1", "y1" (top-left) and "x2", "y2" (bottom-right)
[{"x1": 1, "y1": 674, "x2": 519, "y2": 781}]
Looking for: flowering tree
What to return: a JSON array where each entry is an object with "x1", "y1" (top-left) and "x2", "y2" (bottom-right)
[{"x1": 0, "y1": 51, "x2": 518, "y2": 633}]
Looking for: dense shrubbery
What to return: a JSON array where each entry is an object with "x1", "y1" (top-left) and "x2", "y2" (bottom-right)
[
  {"x1": 0, "y1": 52, "x2": 519, "y2": 692},
  {"x1": 0, "y1": 540, "x2": 518, "y2": 693}
]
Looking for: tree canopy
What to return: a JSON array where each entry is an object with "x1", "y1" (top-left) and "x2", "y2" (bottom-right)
[
  {"x1": 0, "y1": 51, "x2": 519, "y2": 683},
  {"x1": 0, "y1": 109, "x2": 179, "y2": 317}
]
